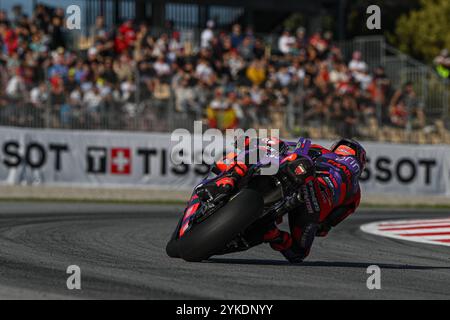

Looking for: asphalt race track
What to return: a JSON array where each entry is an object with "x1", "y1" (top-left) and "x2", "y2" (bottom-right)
[{"x1": 0, "y1": 202, "x2": 449, "y2": 299}]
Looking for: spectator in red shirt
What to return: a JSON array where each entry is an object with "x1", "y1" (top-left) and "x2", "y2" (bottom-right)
[
  {"x1": 119, "y1": 20, "x2": 136, "y2": 47},
  {"x1": 4, "y1": 27, "x2": 18, "y2": 55}
]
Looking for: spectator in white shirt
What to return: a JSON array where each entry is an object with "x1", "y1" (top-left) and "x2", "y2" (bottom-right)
[
  {"x1": 30, "y1": 83, "x2": 49, "y2": 107},
  {"x1": 278, "y1": 31, "x2": 295, "y2": 55},
  {"x1": 6, "y1": 75, "x2": 26, "y2": 99},
  {"x1": 83, "y1": 86, "x2": 103, "y2": 112},
  {"x1": 348, "y1": 51, "x2": 368, "y2": 77},
  {"x1": 153, "y1": 55, "x2": 171, "y2": 77},
  {"x1": 201, "y1": 20, "x2": 215, "y2": 49},
  {"x1": 210, "y1": 88, "x2": 226, "y2": 110},
  {"x1": 195, "y1": 59, "x2": 214, "y2": 81}
]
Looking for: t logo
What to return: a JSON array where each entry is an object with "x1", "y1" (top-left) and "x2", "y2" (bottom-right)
[
  {"x1": 87, "y1": 147, "x2": 107, "y2": 173},
  {"x1": 111, "y1": 148, "x2": 131, "y2": 174}
]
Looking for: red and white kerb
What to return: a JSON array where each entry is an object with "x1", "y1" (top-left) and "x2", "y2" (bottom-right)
[{"x1": 360, "y1": 217, "x2": 450, "y2": 247}]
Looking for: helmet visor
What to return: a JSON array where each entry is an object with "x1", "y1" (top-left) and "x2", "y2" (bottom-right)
[{"x1": 335, "y1": 145, "x2": 356, "y2": 156}]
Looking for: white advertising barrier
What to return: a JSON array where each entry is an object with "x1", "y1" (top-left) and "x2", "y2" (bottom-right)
[
  {"x1": 0, "y1": 126, "x2": 210, "y2": 189},
  {"x1": 357, "y1": 141, "x2": 450, "y2": 196},
  {"x1": 0, "y1": 126, "x2": 449, "y2": 196}
]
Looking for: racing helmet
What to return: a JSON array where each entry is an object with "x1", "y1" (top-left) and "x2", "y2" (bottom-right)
[{"x1": 331, "y1": 138, "x2": 367, "y2": 172}]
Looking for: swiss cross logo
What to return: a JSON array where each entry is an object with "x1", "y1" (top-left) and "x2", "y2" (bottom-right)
[{"x1": 111, "y1": 148, "x2": 131, "y2": 174}]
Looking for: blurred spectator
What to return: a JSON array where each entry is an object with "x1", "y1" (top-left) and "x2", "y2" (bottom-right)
[
  {"x1": 91, "y1": 15, "x2": 108, "y2": 39},
  {"x1": 367, "y1": 66, "x2": 392, "y2": 123},
  {"x1": 153, "y1": 55, "x2": 171, "y2": 77},
  {"x1": 295, "y1": 27, "x2": 307, "y2": 51},
  {"x1": 6, "y1": 68, "x2": 26, "y2": 99},
  {"x1": 434, "y1": 49, "x2": 450, "y2": 79},
  {"x1": 201, "y1": 20, "x2": 214, "y2": 49},
  {"x1": 246, "y1": 59, "x2": 266, "y2": 86},
  {"x1": 230, "y1": 24, "x2": 243, "y2": 48},
  {"x1": 389, "y1": 82, "x2": 424, "y2": 129},
  {"x1": 83, "y1": 85, "x2": 103, "y2": 113},
  {"x1": 30, "y1": 83, "x2": 49, "y2": 107},
  {"x1": 278, "y1": 30, "x2": 295, "y2": 55},
  {"x1": 309, "y1": 32, "x2": 329, "y2": 56},
  {"x1": 226, "y1": 49, "x2": 245, "y2": 80},
  {"x1": 174, "y1": 77, "x2": 196, "y2": 113},
  {"x1": 348, "y1": 51, "x2": 368, "y2": 78},
  {"x1": 48, "y1": 14, "x2": 65, "y2": 50}
]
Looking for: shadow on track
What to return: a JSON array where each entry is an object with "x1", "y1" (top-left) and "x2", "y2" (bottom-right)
[{"x1": 207, "y1": 258, "x2": 450, "y2": 270}]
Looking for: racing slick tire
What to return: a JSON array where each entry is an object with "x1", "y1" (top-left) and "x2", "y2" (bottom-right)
[{"x1": 174, "y1": 189, "x2": 264, "y2": 262}]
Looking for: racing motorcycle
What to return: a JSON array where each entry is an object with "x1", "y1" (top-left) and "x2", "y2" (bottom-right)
[{"x1": 166, "y1": 137, "x2": 313, "y2": 262}]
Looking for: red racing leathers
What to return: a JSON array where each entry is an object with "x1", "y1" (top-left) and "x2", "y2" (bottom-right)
[
  {"x1": 210, "y1": 139, "x2": 362, "y2": 262},
  {"x1": 263, "y1": 143, "x2": 361, "y2": 262}
]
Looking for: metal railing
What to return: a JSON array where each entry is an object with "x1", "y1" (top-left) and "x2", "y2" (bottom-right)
[
  {"x1": 338, "y1": 36, "x2": 449, "y2": 121},
  {"x1": 337, "y1": 36, "x2": 385, "y2": 69},
  {"x1": 383, "y1": 44, "x2": 450, "y2": 119},
  {"x1": 284, "y1": 36, "x2": 450, "y2": 143}
]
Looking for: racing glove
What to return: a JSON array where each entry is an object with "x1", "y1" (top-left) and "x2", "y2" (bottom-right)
[{"x1": 263, "y1": 227, "x2": 292, "y2": 252}]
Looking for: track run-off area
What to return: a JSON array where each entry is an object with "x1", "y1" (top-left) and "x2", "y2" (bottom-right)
[{"x1": 0, "y1": 202, "x2": 449, "y2": 299}]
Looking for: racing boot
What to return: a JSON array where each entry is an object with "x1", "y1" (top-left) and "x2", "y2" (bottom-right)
[
  {"x1": 263, "y1": 227, "x2": 292, "y2": 252},
  {"x1": 263, "y1": 227, "x2": 307, "y2": 263},
  {"x1": 197, "y1": 154, "x2": 248, "y2": 201}
]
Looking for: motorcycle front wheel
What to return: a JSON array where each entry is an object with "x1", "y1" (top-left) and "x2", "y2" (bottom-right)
[{"x1": 167, "y1": 189, "x2": 264, "y2": 262}]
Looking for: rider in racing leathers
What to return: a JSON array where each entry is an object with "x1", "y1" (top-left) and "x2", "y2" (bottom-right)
[{"x1": 209, "y1": 138, "x2": 366, "y2": 263}]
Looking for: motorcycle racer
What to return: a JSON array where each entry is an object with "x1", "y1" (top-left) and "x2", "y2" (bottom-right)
[{"x1": 207, "y1": 137, "x2": 366, "y2": 263}]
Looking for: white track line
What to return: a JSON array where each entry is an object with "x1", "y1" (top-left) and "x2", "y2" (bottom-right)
[
  {"x1": 378, "y1": 219, "x2": 450, "y2": 227},
  {"x1": 378, "y1": 221, "x2": 450, "y2": 229},
  {"x1": 384, "y1": 227, "x2": 450, "y2": 234}
]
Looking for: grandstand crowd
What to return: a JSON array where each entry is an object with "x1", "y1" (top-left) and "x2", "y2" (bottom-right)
[{"x1": 0, "y1": 3, "x2": 447, "y2": 143}]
